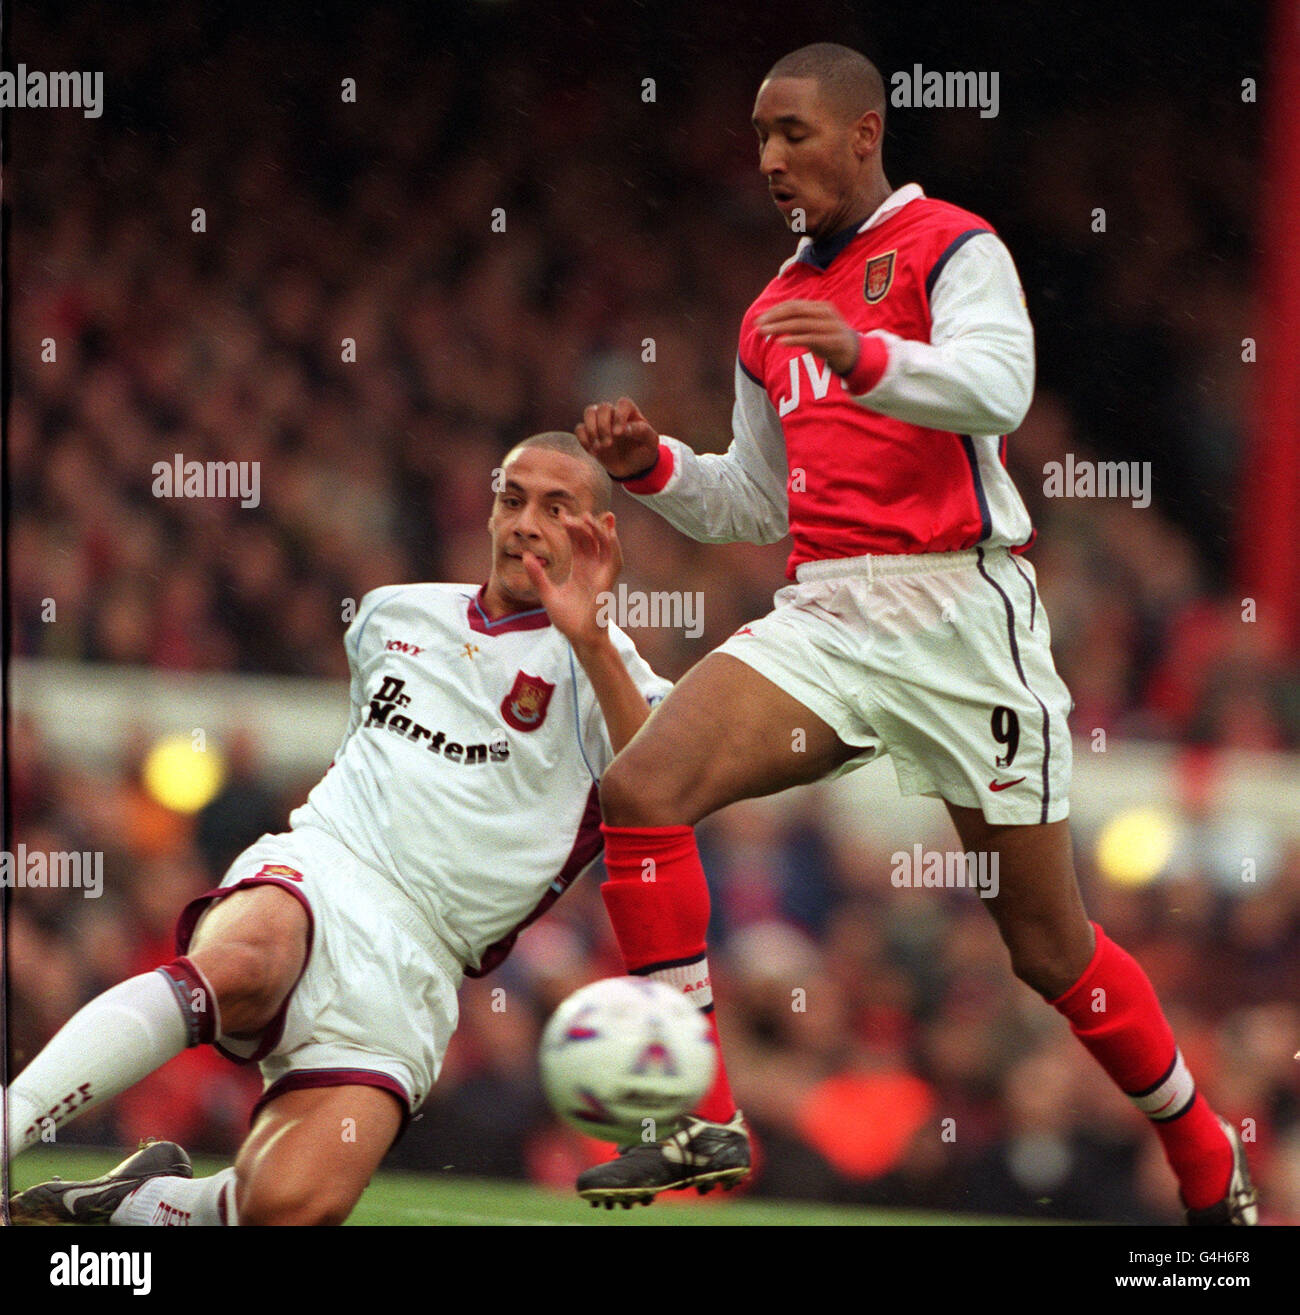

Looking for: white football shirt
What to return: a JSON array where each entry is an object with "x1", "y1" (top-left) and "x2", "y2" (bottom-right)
[{"x1": 289, "y1": 583, "x2": 671, "y2": 974}]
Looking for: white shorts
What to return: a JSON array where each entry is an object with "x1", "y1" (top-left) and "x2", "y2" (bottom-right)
[
  {"x1": 715, "y1": 547, "x2": 1073, "y2": 825},
  {"x1": 176, "y1": 825, "x2": 462, "y2": 1129}
]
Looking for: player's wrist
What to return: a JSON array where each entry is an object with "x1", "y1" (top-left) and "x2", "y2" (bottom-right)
[
  {"x1": 613, "y1": 444, "x2": 674, "y2": 494},
  {"x1": 568, "y1": 628, "x2": 616, "y2": 667},
  {"x1": 838, "y1": 333, "x2": 889, "y2": 394}
]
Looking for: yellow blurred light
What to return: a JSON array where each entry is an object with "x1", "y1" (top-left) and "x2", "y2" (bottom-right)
[
  {"x1": 142, "y1": 735, "x2": 226, "y2": 814},
  {"x1": 1095, "y1": 807, "x2": 1178, "y2": 887}
]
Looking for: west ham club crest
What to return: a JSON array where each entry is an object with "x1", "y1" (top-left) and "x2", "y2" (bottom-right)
[
  {"x1": 864, "y1": 250, "x2": 896, "y2": 303},
  {"x1": 501, "y1": 670, "x2": 555, "y2": 731},
  {"x1": 254, "y1": 863, "x2": 304, "y2": 882}
]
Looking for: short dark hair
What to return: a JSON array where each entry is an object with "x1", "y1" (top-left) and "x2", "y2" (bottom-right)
[
  {"x1": 765, "y1": 43, "x2": 886, "y2": 126},
  {"x1": 501, "y1": 431, "x2": 613, "y2": 513}
]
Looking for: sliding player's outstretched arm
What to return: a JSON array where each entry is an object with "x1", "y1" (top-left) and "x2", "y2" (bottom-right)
[{"x1": 523, "y1": 509, "x2": 650, "y2": 754}]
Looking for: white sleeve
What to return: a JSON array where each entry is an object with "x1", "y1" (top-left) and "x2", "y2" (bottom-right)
[
  {"x1": 853, "y1": 233, "x2": 1035, "y2": 436},
  {"x1": 626, "y1": 359, "x2": 790, "y2": 545}
]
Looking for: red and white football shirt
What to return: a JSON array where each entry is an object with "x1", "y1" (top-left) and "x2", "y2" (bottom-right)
[{"x1": 621, "y1": 183, "x2": 1036, "y2": 574}]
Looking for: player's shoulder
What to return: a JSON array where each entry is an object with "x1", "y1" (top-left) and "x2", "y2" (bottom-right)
[
  {"x1": 900, "y1": 193, "x2": 998, "y2": 242},
  {"x1": 742, "y1": 263, "x2": 790, "y2": 324},
  {"x1": 880, "y1": 193, "x2": 1015, "y2": 296},
  {"x1": 740, "y1": 261, "x2": 800, "y2": 364},
  {"x1": 357, "y1": 580, "x2": 472, "y2": 615},
  {"x1": 350, "y1": 582, "x2": 478, "y2": 643}
]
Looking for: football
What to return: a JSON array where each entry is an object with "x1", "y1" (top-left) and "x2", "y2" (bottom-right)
[{"x1": 539, "y1": 976, "x2": 717, "y2": 1144}]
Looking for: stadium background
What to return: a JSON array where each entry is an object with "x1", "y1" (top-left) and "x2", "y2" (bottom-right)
[{"x1": 7, "y1": 0, "x2": 1300, "y2": 1224}]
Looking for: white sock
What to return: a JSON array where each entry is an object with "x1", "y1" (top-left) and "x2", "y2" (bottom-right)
[
  {"x1": 5, "y1": 970, "x2": 191, "y2": 1155},
  {"x1": 110, "y1": 1168, "x2": 238, "y2": 1227},
  {"x1": 642, "y1": 955, "x2": 713, "y2": 1010}
]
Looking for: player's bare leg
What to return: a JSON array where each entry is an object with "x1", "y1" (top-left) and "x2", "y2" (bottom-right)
[
  {"x1": 943, "y1": 808, "x2": 1093, "y2": 996},
  {"x1": 581, "y1": 652, "x2": 858, "y2": 1206},
  {"x1": 230, "y1": 1085, "x2": 403, "y2": 1225},
  {"x1": 42, "y1": 1081, "x2": 405, "y2": 1227},
  {"x1": 7, "y1": 884, "x2": 313, "y2": 1224},
  {"x1": 946, "y1": 804, "x2": 1256, "y2": 1224},
  {"x1": 5, "y1": 883, "x2": 307, "y2": 1158},
  {"x1": 602, "y1": 652, "x2": 860, "y2": 825},
  {"x1": 102, "y1": 886, "x2": 363, "y2": 1225},
  {"x1": 186, "y1": 882, "x2": 310, "y2": 1035}
]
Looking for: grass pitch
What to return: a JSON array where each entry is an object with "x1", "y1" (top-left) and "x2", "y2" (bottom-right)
[{"x1": 9, "y1": 1146, "x2": 1029, "y2": 1226}]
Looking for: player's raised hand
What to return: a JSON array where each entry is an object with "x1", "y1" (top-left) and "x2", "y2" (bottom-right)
[
  {"x1": 757, "y1": 300, "x2": 860, "y2": 374},
  {"x1": 576, "y1": 397, "x2": 660, "y2": 479},
  {"x1": 522, "y1": 511, "x2": 622, "y2": 652}
]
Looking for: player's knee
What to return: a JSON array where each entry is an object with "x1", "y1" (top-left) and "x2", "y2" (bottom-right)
[
  {"x1": 1004, "y1": 935, "x2": 1083, "y2": 999},
  {"x1": 190, "y1": 937, "x2": 298, "y2": 1035},
  {"x1": 599, "y1": 757, "x2": 643, "y2": 824},
  {"x1": 236, "y1": 1166, "x2": 352, "y2": 1226},
  {"x1": 600, "y1": 750, "x2": 682, "y2": 827}
]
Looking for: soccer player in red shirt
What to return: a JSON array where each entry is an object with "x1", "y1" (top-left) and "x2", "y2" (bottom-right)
[{"x1": 575, "y1": 43, "x2": 1255, "y2": 1224}]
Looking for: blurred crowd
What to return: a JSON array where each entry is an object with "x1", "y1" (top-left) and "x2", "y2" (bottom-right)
[
  {"x1": 8, "y1": 1, "x2": 1299, "y2": 1223},
  {"x1": 11, "y1": 715, "x2": 1300, "y2": 1223},
  {"x1": 10, "y1": 2, "x2": 1295, "y2": 741}
]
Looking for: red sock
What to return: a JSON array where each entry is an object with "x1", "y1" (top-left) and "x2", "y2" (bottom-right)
[
  {"x1": 600, "y1": 823, "x2": 737, "y2": 1124},
  {"x1": 1051, "y1": 922, "x2": 1233, "y2": 1210}
]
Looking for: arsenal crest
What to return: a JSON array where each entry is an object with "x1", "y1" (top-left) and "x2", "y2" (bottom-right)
[
  {"x1": 864, "y1": 250, "x2": 896, "y2": 303},
  {"x1": 501, "y1": 670, "x2": 555, "y2": 732}
]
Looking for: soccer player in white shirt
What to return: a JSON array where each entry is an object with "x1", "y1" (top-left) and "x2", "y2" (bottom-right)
[{"x1": 6, "y1": 433, "x2": 675, "y2": 1226}]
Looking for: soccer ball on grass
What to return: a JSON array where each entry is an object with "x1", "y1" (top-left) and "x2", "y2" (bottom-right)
[{"x1": 539, "y1": 976, "x2": 717, "y2": 1144}]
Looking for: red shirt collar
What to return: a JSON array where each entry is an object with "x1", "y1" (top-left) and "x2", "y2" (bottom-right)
[{"x1": 467, "y1": 584, "x2": 552, "y2": 635}]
